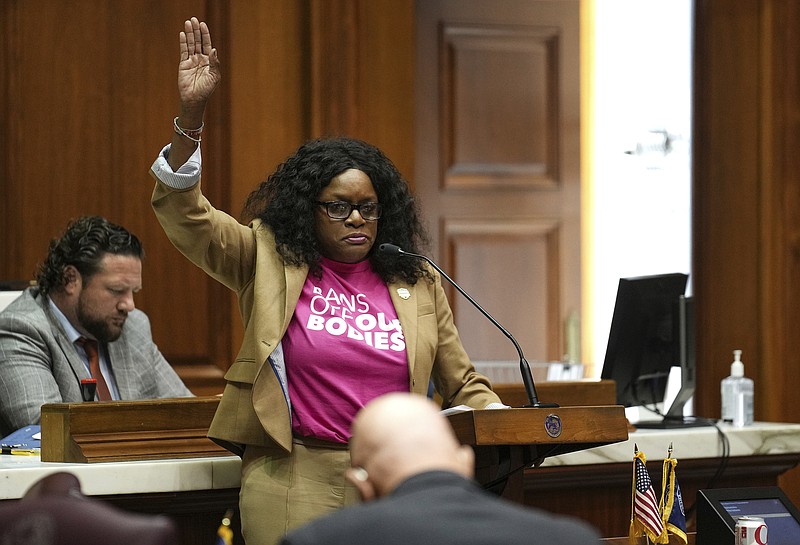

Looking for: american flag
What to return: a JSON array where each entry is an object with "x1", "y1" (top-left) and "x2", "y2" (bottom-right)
[{"x1": 630, "y1": 450, "x2": 666, "y2": 544}]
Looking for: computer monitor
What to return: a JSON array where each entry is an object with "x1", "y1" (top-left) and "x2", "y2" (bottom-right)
[
  {"x1": 600, "y1": 273, "x2": 699, "y2": 427},
  {"x1": 697, "y1": 487, "x2": 800, "y2": 545}
]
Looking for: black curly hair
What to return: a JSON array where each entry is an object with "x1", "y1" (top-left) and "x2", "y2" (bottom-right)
[
  {"x1": 242, "y1": 137, "x2": 432, "y2": 284},
  {"x1": 36, "y1": 216, "x2": 144, "y2": 295}
]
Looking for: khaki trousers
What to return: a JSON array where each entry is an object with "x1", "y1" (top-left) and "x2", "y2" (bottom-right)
[{"x1": 240, "y1": 438, "x2": 359, "y2": 545}]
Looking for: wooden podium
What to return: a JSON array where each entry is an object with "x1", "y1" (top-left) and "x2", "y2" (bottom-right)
[
  {"x1": 39, "y1": 386, "x2": 627, "y2": 474},
  {"x1": 447, "y1": 405, "x2": 628, "y2": 501},
  {"x1": 40, "y1": 397, "x2": 230, "y2": 463}
]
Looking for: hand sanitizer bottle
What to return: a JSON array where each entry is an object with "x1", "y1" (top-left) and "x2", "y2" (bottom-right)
[{"x1": 720, "y1": 349, "x2": 754, "y2": 426}]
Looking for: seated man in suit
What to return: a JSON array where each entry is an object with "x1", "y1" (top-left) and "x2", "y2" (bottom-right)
[
  {"x1": 280, "y1": 392, "x2": 601, "y2": 545},
  {"x1": 0, "y1": 216, "x2": 192, "y2": 437}
]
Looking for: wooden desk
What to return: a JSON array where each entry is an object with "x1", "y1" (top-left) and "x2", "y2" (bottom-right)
[
  {"x1": 0, "y1": 454, "x2": 242, "y2": 545},
  {"x1": 526, "y1": 422, "x2": 800, "y2": 537},
  {"x1": 493, "y1": 382, "x2": 800, "y2": 537},
  {"x1": 602, "y1": 534, "x2": 696, "y2": 544},
  {"x1": 9, "y1": 387, "x2": 799, "y2": 542},
  {"x1": 493, "y1": 379, "x2": 617, "y2": 408}
]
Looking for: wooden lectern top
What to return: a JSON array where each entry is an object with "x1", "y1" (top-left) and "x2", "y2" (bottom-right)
[
  {"x1": 40, "y1": 396, "x2": 231, "y2": 463},
  {"x1": 447, "y1": 405, "x2": 628, "y2": 459}
]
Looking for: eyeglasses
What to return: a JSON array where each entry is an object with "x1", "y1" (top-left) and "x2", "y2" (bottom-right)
[{"x1": 316, "y1": 201, "x2": 382, "y2": 221}]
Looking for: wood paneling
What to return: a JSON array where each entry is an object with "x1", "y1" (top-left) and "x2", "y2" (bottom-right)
[
  {"x1": 442, "y1": 217, "x2": 562, "y2": 362},
  {"x1": 693, "y1": 0, "x2": 762, "y2": 425},
  {"x1": 308, "y1": 0, "x2": 415, "y2": 183},
  {"x1": 526, "y1": 455, "x2": 799, "y2": 537},
  {"x1": 693, "y1": 0, "x2": 800, "y2": 505},
  {"x1": 440, "y1": 23, "x2": 560, "y2": 188},
  {"x1": 225, "y1": 1, "x2": 308, "y2": 360},
  {"x1": 762, "y1": 0, "x2": 800, "y2": 507},
  {"x1": 416, "y1": 0, "x2": 581, "y2": 368},
  {"x1": 757, "y1": 1, "x2": 800, "y2": 428},
  {"x1": 0, "y1": 1, "x2": 229, "y2": 374},
  {"x1": 0, "y1": 1, "x2": 415, "y2": 393},
  {"x1": 101, "y1": 490, "x2": 243, "y2": 545}
]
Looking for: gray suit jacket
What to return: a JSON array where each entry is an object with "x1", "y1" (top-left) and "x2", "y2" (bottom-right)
[{"x1": 0, "y1": 287, "x2": 193, "y2": 437}]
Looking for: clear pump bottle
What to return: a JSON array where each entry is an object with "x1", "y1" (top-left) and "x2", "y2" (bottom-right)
[{"x1": 720, "y1": 349, "x2": 754, "y2": 427}]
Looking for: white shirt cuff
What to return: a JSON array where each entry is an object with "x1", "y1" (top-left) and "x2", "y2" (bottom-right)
[
  {"x1": 150, "y1": 143, "x2": 202, "y2": 189},
  {"x1": 484, "y1": 402, "x2": 511, "y2": 409}
]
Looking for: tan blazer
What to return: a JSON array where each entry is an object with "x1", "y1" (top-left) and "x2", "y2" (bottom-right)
[{"x1": 151, "y1": 179, "x2": 501, "y2": 455}]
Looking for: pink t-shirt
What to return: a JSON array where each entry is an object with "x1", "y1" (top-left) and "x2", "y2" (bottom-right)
[{"x1": 283, "y1": 257, "x2": 409, "y2": 443}]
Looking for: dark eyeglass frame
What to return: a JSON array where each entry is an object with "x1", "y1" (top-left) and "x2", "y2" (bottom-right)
[{"x1": 315, "y1": 201, "x2": 382, "y2": 221}]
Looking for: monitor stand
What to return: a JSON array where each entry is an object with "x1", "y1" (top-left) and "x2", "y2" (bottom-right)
[
  {"x1": 627, "y1": 402, "x2": 716, "y2": 429},
  {"x1": 634, "y1": 415, "x2": 715, "y2": 429}
]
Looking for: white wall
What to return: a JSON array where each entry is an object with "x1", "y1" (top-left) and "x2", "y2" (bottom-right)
[
  {"x1": 586, "y1": 0, "x2": 693, "y2": 374},
  {"x1": 0, "y1": 291, "x2": 23, "y2": 313}
]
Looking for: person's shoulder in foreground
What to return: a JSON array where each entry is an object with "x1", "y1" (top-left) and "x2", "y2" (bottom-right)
[{"x1": 279, "y1": 392, "x2": 601, "y2": 545}]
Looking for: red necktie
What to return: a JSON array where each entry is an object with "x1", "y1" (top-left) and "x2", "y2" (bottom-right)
[{"x1": 77, "y1": 337, "x2": 111, "y2": 401}]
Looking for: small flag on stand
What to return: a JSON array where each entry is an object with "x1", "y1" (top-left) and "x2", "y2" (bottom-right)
[
  {"x1": 659, "y1": 444, "x2": 688, "y2": 545},
  {"x1": 216, "y1": 509, "x2": 234, "y2": 545},
  {"x1": 630, "y1": 445, "x2": 667, "y2": 544}
]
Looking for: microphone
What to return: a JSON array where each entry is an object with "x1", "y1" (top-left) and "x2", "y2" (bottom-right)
[{"x1": 380, "y1": 243, "x2": 558, "y2": 408}]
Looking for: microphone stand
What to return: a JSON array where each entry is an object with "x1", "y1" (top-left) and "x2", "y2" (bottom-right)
[{"x1": 380, "y1": 244, "x2": 558, "y2": 408}]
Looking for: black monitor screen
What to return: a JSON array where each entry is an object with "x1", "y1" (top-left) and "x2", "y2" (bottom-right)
[
  {"x1": 720, "y1": 499, "x2": 800, "y2": 545},
  {"x1": 601, "y1": 273, "x2": 689, "y2": 407},
  {"x1": 697, "y1": 488, "x2": 800, "y2": 545}
]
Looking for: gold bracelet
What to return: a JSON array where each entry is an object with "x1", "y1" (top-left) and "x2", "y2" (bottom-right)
[{"x1": 173, "y1": 116, "x2": 203, "y2": 143}]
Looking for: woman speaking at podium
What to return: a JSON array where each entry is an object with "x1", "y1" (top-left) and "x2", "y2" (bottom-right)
[{"x1": 149, "y1": 17, "x2": 504, "y2": 545}]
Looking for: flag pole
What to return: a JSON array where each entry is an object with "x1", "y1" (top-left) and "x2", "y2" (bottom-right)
[
  {"x1": 631, "y1": 443, "x2": 638, "y2": 521},
  {"x1": 631, "y1": 443, "x2": 638, "y2": 544}
]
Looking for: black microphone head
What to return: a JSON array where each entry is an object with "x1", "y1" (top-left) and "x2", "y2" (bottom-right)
[{"x1": 379, "y1": 243, "x2": 402, "y2": 255}]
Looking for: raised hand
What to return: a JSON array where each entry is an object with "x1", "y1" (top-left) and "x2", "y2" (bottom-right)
[
  {"x1": 168, "y1": 17, "x2": 221, "y2": 169},
  {"x1": 178, "y1": 17, "x2": 221, "y2": 111}
]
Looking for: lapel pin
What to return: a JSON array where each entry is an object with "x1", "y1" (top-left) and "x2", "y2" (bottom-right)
[{"x1": 397, "y1": 288, "x2": 411, "y2": 300}]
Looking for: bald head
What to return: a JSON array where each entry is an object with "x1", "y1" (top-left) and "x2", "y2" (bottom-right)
[{"x1": 347, "y1": 393, "x2": 474, "y2": 501}]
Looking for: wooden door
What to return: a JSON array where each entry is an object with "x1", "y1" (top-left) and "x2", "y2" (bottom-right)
[{"x1": 415, "y1": 1, "x2": 581, "y2": 374}]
